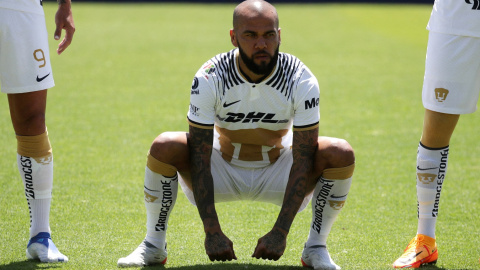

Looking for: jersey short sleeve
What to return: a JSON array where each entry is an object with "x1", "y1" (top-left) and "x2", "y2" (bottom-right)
[
  {"x1": 292, "y1": 66, "x2": 320, "y2": 131},
  {"x1": 187, "y1": 60, "x2": 218, "y2": 129}
]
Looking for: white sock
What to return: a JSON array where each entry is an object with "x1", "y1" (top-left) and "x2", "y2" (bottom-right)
[
  {"x1": 144, "y1": 166, "x2": 178, "y2": 249},
  {"x1": 306, "y1": 165, "x2": 354, "y2": 247},
  {"x1": 17, "y1": 154, "x2": 53, "y2": 238},
  {"x1": 416, "y1": 142, "x2": 449, "y2": 238}
]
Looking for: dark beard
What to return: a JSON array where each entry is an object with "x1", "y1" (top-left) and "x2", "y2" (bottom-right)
[{"x1": 238, "y1": 44, "x2": 279, "y2": 76}]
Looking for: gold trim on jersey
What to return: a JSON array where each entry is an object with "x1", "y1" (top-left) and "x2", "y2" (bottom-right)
[
  {"x1": 293, "y1": 122, "x2": 319, "y2": 131},
  {"x1": 188, "y1": 118, "x2": 214, "y2": 130},
  {"x1": 216, "y1": 126, "x2": 288, "y2": 163},
  {"x1": 322, "y1": 163, "x2": 355, "y2": 180},
  {"x1": 146, "y1": 152, "x2": 178, "y2": 177}
]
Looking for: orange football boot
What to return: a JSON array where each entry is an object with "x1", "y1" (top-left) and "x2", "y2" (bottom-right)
[{"x1": 393, "y1": 234, "x2": 438, "y2": 268}]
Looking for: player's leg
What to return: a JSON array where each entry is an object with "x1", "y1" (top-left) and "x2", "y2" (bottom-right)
[
  {"x1": 393, "y1": 110, "x2": 458, "y2": 268},
  {"x1": 2, "y1": 8, "x2": 67, "y2": 262},
  {"x1": 0, "y1": 8, "x2": 65, "y2": 263},
  {"x1": 8, "y1": 91, "x2": 67, "y2": 263},
  {"x1": 118, "y1": 132, "x2": 189, "y2": 267},
  {"x1": 394, "y1": 31, "x2": 480, "y2": 268},
  {"x1": 301, "y1": 136, "x2": 355, "y2": 270},
  {"x1": 417, "y1": 109, "x2": 458, "y2": 238}
]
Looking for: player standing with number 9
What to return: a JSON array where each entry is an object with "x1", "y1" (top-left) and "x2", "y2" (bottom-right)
[{"x1": 0, "y1": 0, "x2": 75, "y2": 263}]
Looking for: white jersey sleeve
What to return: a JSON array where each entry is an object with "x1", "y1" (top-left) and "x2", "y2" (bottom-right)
[
  {"x1": 427, "y1": 0, "x2": 480, "y2": 38},
  {"x1": 187, "y1": 60, "x2": 218, "y2": 129},
  {"x1": 292, "y1": 66, "x2": 320, "y2": 131}
]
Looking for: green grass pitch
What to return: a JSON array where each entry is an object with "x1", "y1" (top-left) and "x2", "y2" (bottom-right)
[{"x1": 0, "y1": 2, "x2": 479, "y2": 269}]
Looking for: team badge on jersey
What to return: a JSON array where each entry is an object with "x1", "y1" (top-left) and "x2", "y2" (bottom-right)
[
  {"x1": 434, "y1": 88, "x2": 449, "y2": 102},
  {"x1": 203, "y1": 63, "x2": 215, "y2": 74}
]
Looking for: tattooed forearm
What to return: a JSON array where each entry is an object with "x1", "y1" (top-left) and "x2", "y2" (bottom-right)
[
  {"x1": 274, "y1": 128, "x2": 318, "y2": 232},
  {"x1": 189, "y1": 126, "x2": 218, "y2": 223}
]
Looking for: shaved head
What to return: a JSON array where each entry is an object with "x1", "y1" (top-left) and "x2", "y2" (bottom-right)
[
  {"x1": 230, "y1": 0, "x2": 281, "y2": 81},
  {"x1": 233, "y1": 0, "x2": 279, "y2": 30}
]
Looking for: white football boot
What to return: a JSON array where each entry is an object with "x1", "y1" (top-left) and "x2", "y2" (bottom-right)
[
  {"x1": 301, "y1": 244, "x2": 340, "y2": 270},
  {"x1": 26, "y1": 232, "x2": 68, "y2": 263},
  {"x1": 117, "y1": 240, "x2": 167, "y2": 267}
]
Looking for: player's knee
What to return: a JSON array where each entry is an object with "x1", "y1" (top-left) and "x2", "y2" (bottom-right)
[
  {"x1": 342, "y1": 142, "x2": 355, "y2": 166},
  {"x1": 150, "y1": 132, "x2": 188, "y2": 161},
  {"x1": 317, "y1": 137, "x2": 355, "y2": 168},
  {"x1": 13, "y1": 113, "x2": 46, "y2": 136}
]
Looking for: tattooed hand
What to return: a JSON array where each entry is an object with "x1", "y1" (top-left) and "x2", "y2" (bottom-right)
[
  {"x1": 205, "y1": 230, "x2": 237, "y2": 261},
  {"x1": 252, "y1": 227, "x2": 287, "y2": 261}
]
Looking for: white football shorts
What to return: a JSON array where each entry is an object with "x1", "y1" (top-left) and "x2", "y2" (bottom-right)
[
  {"x1": 0, "y1": 8, "x2": 54, "y2": 93},
  {"x1": 179, "y1": 148, "x2": 313, "y2": 212},
  {"x1": 422, "y1": 31, "x2": 480, "y2": 114}
]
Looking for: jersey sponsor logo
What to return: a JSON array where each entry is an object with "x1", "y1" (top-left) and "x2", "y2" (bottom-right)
[
  {"x1": 189, "y1": 103, "x2": 200, "y2": 117},
  {"x1": 432, "y1": 149, "x2": 448, "y2": 217},
  {"x1": 217, "y1": 112, "x2": 289, "y2": 124},
  {"x1": 305, "y1": 97, "x2": 319, "y2": 110},
  {"x1": 222, "y1": 100, "x2": 241, "y2": 108},
  {"x1": 191, "y1": 77, "x2": 199, "y2": 95},
  {"x1": 434, "y1": 88, "x2": 449, "y2": 102},
  {"x1": 466, "y1": 0, "x2": 480, "y2": 10},
  {"x1": 36, "y1": 73, "x2": 50, "y2": 82}
]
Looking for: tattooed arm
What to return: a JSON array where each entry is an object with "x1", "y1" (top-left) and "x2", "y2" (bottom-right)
[
  {"x1": 252, "y1": 128, "x2": 318, "y2": 260},
  {"x1": 54, "y1": 0, "x2": 75, "y2": 54},
  {"x1": 189, "y1": 125, "x2": 237, "y2": 261}
]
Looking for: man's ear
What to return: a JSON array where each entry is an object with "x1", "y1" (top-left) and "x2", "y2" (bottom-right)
[
  {"x1": 230, "y1": 29, "x2": 238, "y2": 47},
  {"x1": 278, "y1": 28, "x2": 281, "y2": 44}
]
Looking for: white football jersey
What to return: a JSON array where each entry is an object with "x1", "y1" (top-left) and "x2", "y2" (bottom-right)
[
  {"x1": 0, "y1": 0, "x2": 44, "y2": 15},
  {"x1": 187, "y1": 49, "x2": 320, "y2": 169},
  {"x1": 427, "y1": 0, "x2": 480, "y2": 37}
]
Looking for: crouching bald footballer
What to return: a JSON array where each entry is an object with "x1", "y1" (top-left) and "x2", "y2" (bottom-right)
[{"x1": 118, "y1": 1, "x2": 355, "y2": 269}]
